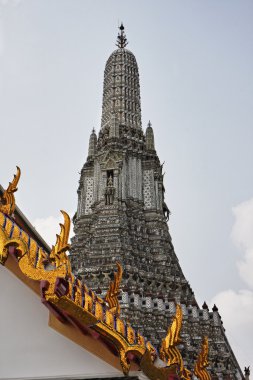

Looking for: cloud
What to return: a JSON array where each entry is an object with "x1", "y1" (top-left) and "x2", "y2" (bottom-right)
[
  {"x1": 211, "y1": 289, "x2": 253, "y2": 330},
  {"x1": 33, "y1": 214, "x2": 74, "y2": 247},
  {"x1": 209, "y1": 197, "x2": 253, "y2": 369}
]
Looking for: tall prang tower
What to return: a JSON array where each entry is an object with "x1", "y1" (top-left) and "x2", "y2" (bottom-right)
[{"x1": 70, "y1": 25, "x2": 243, "y2": 379}]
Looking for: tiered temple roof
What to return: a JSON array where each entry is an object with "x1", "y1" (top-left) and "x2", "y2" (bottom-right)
[{"x1": 0, "y1": 167, "x2": 212, "y2": 380}]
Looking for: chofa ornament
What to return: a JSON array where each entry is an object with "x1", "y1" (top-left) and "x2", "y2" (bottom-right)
[
  {"x1": 194, "y1": 336, "x2": 211, "y2": 380},
  {"x1": 160, "y1": 304, "x2": 191, "y2": 380},
  {"x1": 0, "y1": 166, "x2": 21, "y2": 216},
  {"x1": 48, "y1": 210, "x2": 71, "y2": 274},
  {"x1": 105, "y1": 261, "x2": 123, "y2": 316}
]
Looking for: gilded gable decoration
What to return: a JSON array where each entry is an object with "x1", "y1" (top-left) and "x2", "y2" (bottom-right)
[
  {"x1": 194, "y1": 336, "x2": 211, "y2": 380},
  {"x1": 160, "y1": 304, "x2": 191, "y2": 380},
  {"x1": 0, "y1": 166, "x2": 21, "y2": 216},
  {"x1": 49, "y1": 210, "x2": 71, "y2": 273},
  {"x1": 105, "y1": 262, "x2": 123, "y2": 316}
]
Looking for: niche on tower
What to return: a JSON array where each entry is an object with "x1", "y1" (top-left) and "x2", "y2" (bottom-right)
[{"x1": 104, "y1": 169, "x2": 115, "y2": 205}]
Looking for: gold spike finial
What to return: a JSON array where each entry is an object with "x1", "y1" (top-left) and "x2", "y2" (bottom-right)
[
  {"x1": 194, "y1": 336, "x2": 211, "y2": 380},
  {"x1": 159, "y1": 304, "x2": 191, "y2": 379},
  {"x1": 105, "y1": 262, "x2": 123, "y2": 316},
  {"x1": 0, "y1": 166, "x2": 21, "y2": 216},
  {"x1": 49, "y1": 210, "x2": 71, "y2": 273}
]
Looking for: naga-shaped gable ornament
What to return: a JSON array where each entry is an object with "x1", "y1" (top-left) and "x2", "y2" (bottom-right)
[
  {"x1": 49, "y1": 210, "x2": 71, "y2": 274},
  {"x1": 0, "y1": 166, "x2": 21, "y2": 216},
  {"x1": 194, "y1": 336, "x2": 211, "y2": 380},
  {"x1": 159, "y1": 304, "x2": 191, "y2": 380},
  {"x1": 105, "y1": 262, "x2": 123, "y2": 316}
]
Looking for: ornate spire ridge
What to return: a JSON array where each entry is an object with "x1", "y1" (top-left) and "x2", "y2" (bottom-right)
[
  {"x1": 109, "y1": 114, "x2": 119, "y2": 138},
  {"x1": 116, "y1": 23, "x2": 128, "y2": 49}
]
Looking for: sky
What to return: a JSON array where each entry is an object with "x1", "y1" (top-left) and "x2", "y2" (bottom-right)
[{"x1": 0, "y1": 0, "x2": 252, "y2": 371}]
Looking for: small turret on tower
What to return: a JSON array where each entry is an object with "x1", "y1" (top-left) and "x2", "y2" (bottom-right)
[
  {"x1": 245, "y1": 366, "x2": 250, "y2": 380},
  {"x1": 88, "y1": 128, "x2": 97, "y2": 158},
  {"x1": 145, "y1": 121, "x2": 155, "y2": 151}
]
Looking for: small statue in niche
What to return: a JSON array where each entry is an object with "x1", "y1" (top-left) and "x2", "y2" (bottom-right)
[
  {"x1": 107, "y1": 175, "x2": 113, "y2": 186},
  {"x1": 105, "y1": 175, "x2": 115, "y2": 205}
]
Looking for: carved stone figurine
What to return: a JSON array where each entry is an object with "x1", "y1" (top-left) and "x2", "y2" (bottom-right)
[
  {"x1": 105, "y1": 175, "x2": 115, "y2": 205},
  {"x1": 107, "y1": 175, "x2": 113, "y2": 187}
]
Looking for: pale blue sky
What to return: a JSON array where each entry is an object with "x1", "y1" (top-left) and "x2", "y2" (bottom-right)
[{"x1": 0, "y1": 0, "x2": 252, "y2": 368}]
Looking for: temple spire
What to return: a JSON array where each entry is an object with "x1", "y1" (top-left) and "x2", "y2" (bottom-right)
[
  {"x1": 101, "y1": 25, "x2": 141, "y2": 130},
  {"x1": 116, "y1": 23, "x2": 128, "y2": 49}
]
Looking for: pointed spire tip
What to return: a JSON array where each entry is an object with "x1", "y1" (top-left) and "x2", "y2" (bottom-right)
[{"x1": 116, "y1": 23, "x2": 128, "y2": 49}]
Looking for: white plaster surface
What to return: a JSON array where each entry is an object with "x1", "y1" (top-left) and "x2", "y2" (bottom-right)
[{"x1": 0, "y1": 266, "x2": 121, "y2": 379}]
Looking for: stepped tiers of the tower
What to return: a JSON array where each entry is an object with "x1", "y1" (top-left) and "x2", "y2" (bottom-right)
[{"x1": 70, "y1": 26, "x2": 243, "y2": 379}]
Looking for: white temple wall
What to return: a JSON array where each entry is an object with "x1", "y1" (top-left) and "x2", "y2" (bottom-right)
[{"x1": 0, "y1": 266, "x2": 121, "y2": 379}]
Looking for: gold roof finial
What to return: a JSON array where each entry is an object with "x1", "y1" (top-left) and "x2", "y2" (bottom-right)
[
  {"x1": 160, "y1": 304, "x2": 191, "y2": 379},
  {"x1": 105, "y1": 262, "x2": 123, "y2": 316},
  {"x1": 116, "y1": 23, "x2": 128, "y2": 49},
  {"x1": 194, "y1": 336, "x2": 211, "y2": 380},
  {"x1": 49, "y1": 210, "x2": 71, "y2": 274},
  {"x1": 0, "y1": 166, "x2": 21, "y2": 216}
]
